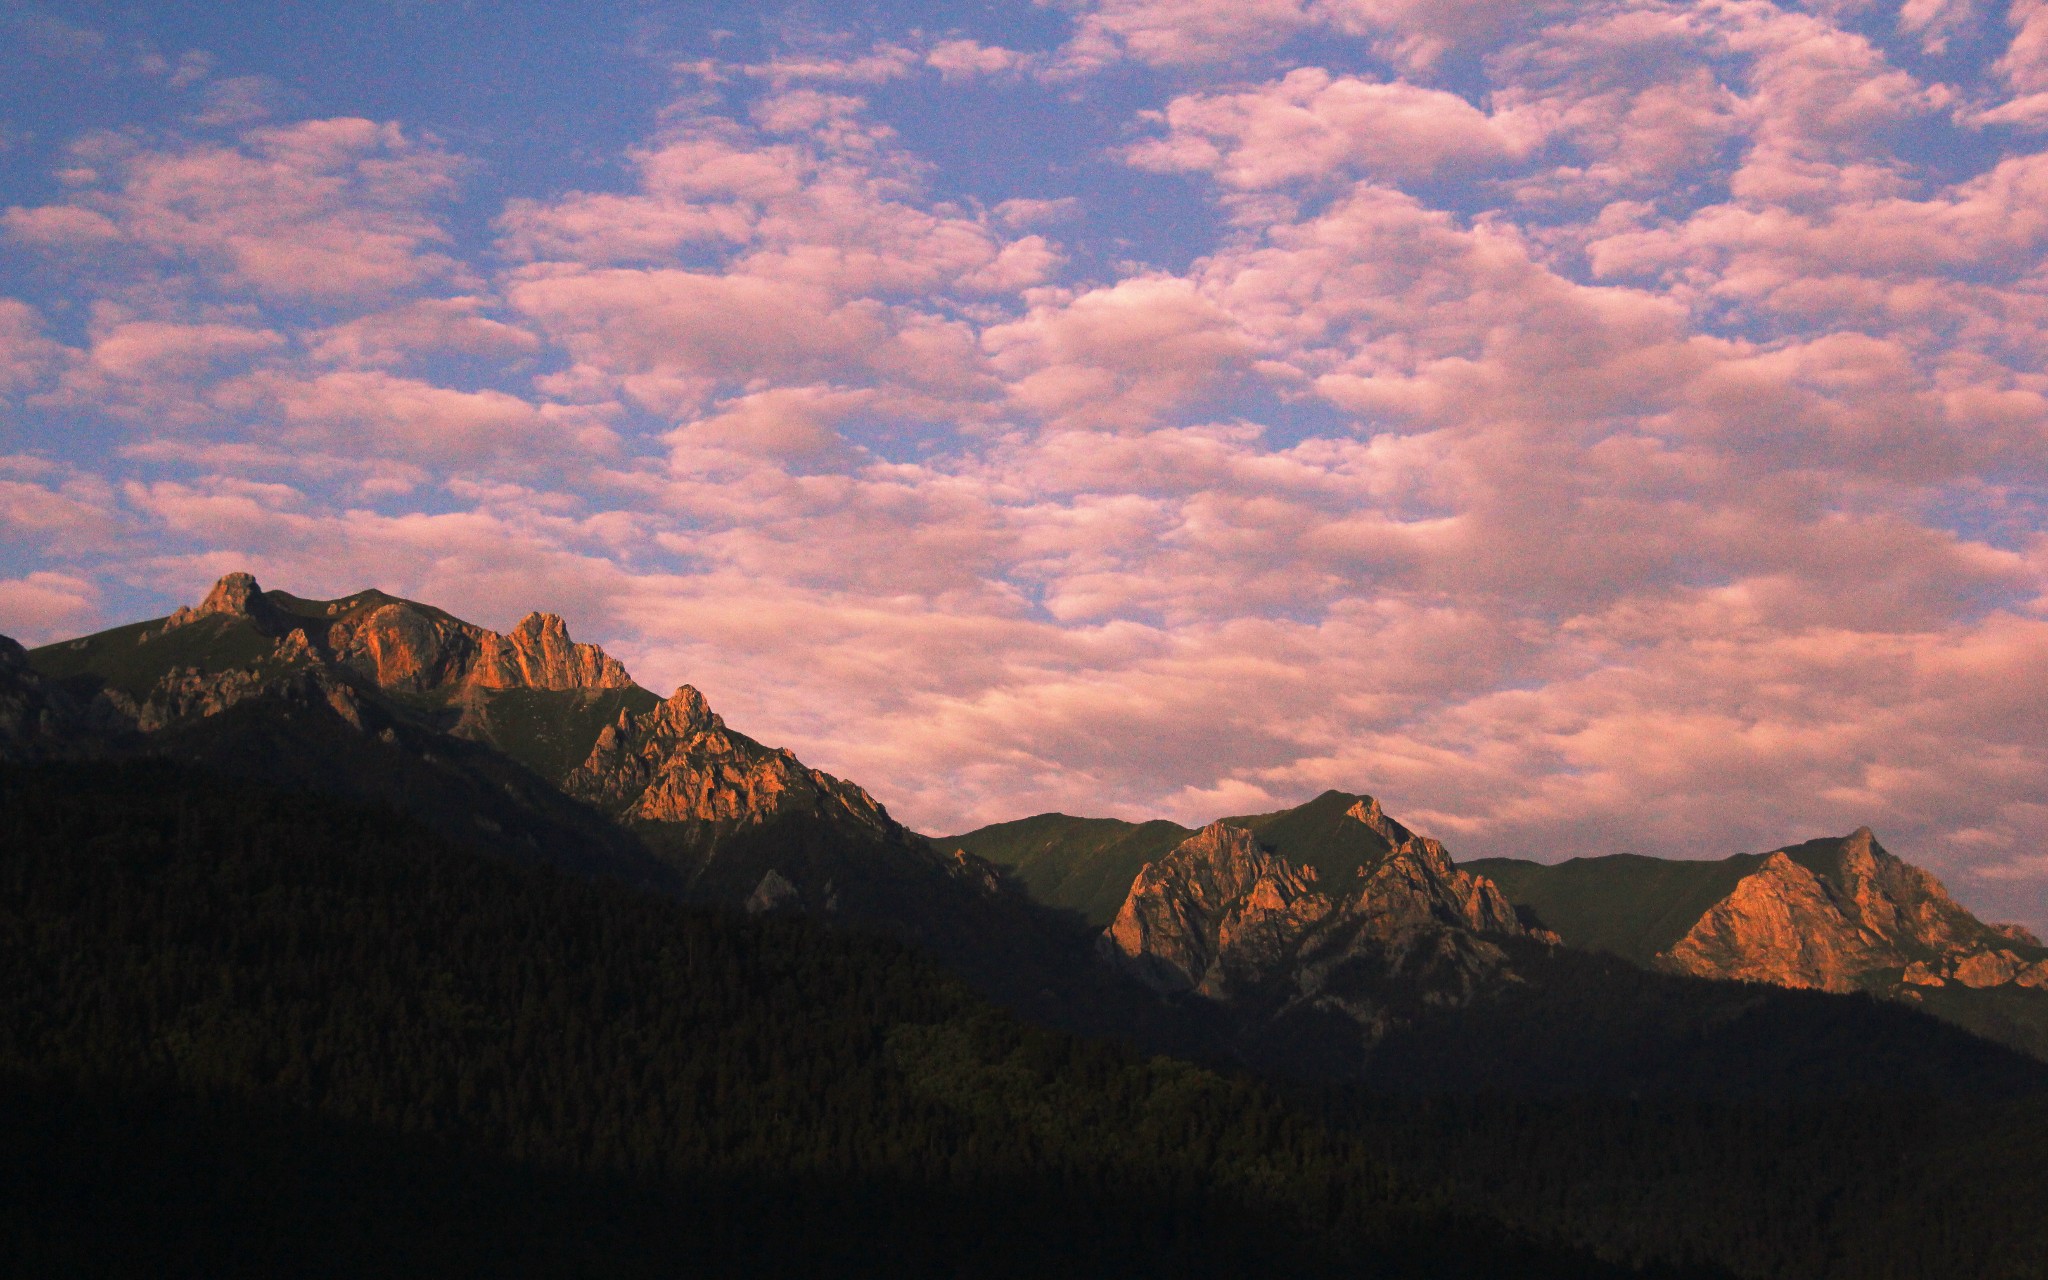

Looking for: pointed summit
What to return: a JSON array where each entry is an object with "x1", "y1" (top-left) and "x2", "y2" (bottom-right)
[
  {"x1": 467, "y1": 609, "x2": 633, "y2": 692},
  {"x1": 1102, "y1": 801, "x2": 1529, "y2": 1006},
  {"x1": 156, "y1": 571, "x2": 287, "y2": 636},
  {"x1": 656, "y1": 684, "x2": 718, "y2": 731},
  {"x1": 199, "y1": 571, "x2": 264, "y2": 617}
]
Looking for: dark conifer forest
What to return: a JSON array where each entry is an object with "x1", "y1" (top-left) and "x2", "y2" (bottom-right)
[
  {"x1": 0, "y1": 761, "x2": 1642, "y2": 1278},
  {"x1": 4, "y1": 760, "x2": 2047, "y2": 1277}
]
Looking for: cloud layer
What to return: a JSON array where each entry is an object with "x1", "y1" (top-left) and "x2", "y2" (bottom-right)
[{"x1": 5, "y1": 0, "x2": 2048, "y2": 930}]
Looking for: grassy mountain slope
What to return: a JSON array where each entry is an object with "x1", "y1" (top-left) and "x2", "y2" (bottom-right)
[
  {"x1": 941, "y1": 813, "x2": 1193, "y2": 925},
  {"x1": 1462, "y1": 854, "x2": 1768, "y2": 963},
  {"x1": 944, "y1": 790, "x2": 1430, "y2": 926},
  {"x1": 1221, "y1": 789, "x2": 1403, "y2": 884}
]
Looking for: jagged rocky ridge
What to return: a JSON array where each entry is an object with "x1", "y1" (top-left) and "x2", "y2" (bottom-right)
[
  {"x1": 12, "y1": 573, "x2": 1011, "y2": 938},
  {"x1": 1097, "y1": 796, "x2": 1542, "y2": 1045},
  {"x1": 16, "y1": 572, "x2": 2048, "y2": 1074},
  {"x1": 563, "y1": 680, "x2": 1008, "y2": 920},
  {"x1": 1668, "y1": 829, "x2": 2048, "y2": 993},
  {"x1": 960, "y1": 794, "x2": 2048, "y2": 1061},
  {"x1": 1468, "y1": 830, "x2": 2048, "y2": 1000}
]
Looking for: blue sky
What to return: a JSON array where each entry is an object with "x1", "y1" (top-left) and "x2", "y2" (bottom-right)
[{"x1": 6, "y1": 0, "x2": 2048, "y2": 930}]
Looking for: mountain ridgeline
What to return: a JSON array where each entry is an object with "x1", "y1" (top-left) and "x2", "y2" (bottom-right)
[
  {"x1": 12, "y1": 574, "x2": 1019, "y2": 952},
  {"x1": 8, "y1": 573, "x2": 2048, "y2": 1277},
  {"x1": 950, "y1": 793, "x2": 2048, "y2": 1060}
]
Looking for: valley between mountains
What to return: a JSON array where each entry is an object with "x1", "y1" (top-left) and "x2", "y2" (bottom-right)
[{"x1": 6, "y1": 574, "x2": 2048, "y2": 1277}]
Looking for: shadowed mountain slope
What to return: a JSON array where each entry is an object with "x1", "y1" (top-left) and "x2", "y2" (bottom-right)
[
  {"x1": 7, "y1": 574, "x2": 1207, "y2": 1044},
  {"x1": 4, "y1": 758, "x2": 1669, "y2": 1280}
]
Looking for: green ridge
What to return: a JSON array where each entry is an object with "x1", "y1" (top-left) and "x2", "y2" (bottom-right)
[
  {"x1": 459, "y1": 685, "x2": 661, "y2": 783},
  {"x1": 29, "y1": 613, "x2": 287, "y2": 698},
  {"x1": 1461, "y1": 853, "x2": 1771, "y2": 964},
  {"x1": 941, "y1": 814, "x2": 1192, "y2": 925},
  {"x1": 1220, "y1": 789, "x2": 1399, "y2": 887}
]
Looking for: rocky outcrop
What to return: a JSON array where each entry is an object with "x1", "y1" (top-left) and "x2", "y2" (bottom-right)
[
  {"x1": 127, "y1": 664, "x2": 275, "y2": 732},
  {"x1": 1105, "y1": 823, "x2": 1335, "y2": 997},
  {"x1": 1657, "y1": 828, "x2": 2047, "y2": 994},
  {"x1": 1100, "y1": 800, "x2": 1534, "y2": 1036},
  {"x1": 566, "y1": 684, "x2": 893, "y2": 835},
  {"x1": 324, "y1": 602, "x2": 477, "y2": 692},
  {"x1": 468, "y1": 612, "x2": 634, "y2": 691},
  {"x1": 152, "y1": 571, "x2": 290, "y2": 638},
  {"x1": 323, "y1": 599, "x2": 631, "y2": 695}
]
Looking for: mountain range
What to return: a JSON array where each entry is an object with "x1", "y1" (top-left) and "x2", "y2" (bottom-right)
[
  {"x1": 10, "y1": 571, "x2": 2047, "y2": 1067},
  {"x1": 10, "y1": 573, "x2": 2048, "y2": 1276}
]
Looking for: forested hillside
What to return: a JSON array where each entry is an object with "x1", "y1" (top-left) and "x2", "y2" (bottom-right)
[
  {"x1": 5, "y1": 760, "x2": 2047, "y2": 1277},
  {"x1": 0, "y1": 761, "x2": 1639, "y2": 1279}
]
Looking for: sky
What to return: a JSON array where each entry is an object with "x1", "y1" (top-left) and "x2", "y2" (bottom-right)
[{"x1": 4, "y1": 0, "x2": 2048, "y2": 931}]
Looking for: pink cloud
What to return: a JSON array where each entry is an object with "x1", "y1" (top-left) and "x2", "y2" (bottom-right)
[
  {"x1": 1996, "y1": 0, "x2": 2048, "y2": 95},
  {"x1": 983, "y1": 277, "x2": 1256, "y2": 430},
  {"x1": 508, "y1": 267, "x2": 992, "y2": 416},
  {"x1": 741, "y1": 43, "x2": 920, "y2": 87},
  {"x1": 214, "y1": 369, "x2": 610, "y2": 464},
  {"x1": 1317, "y1": 0, "x2": 1570, "y2": 72},
  {"x1": 925, "y1": 39, "x2": 1039, "y2": 82},
  {"x1": 1128, "y1": 68, "x2": 1541, "y2": 187},
  {"x1": 85, "y1": 318, "x2": 283, "y2": 380},
  {"x1": 0, "y1": 571, "x2": 102, "y2": 645},
  {"x1": 7, "y1": 117, "x2": 466, "y2": 302},
  {"x1": 0, "y1": 299, "x2": 71, "y2": 395},
  {"x1": 0, "y1": 462, "x2": 125, "y2": 558},
  {"x1": 307, "y1": 297, "x2": 542, "y2": 368},
  {"x1": 1068, "y1": 0, "x2": 1313, "y2": 67},
  {"x1": 498, "y1": 103, "x2": 1060, "y2": 418}
]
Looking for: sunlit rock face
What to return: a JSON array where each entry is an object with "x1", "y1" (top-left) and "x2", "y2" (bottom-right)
[
  {"x1": 324, "y1": 599, "x2": 632, "y2": 696},
  {"x1": 1100, "y1": 799, "x2": 1535, "y2": 1040},
  {"x1": 27, "y1": 573, "x2": 641, "y2": 748},
  {"x1": 1656, "y1": 828, "x2": 2045, "y2": 994},
  {"x1": 567, "y1": 683, "x2": 893, "y2": 835}
]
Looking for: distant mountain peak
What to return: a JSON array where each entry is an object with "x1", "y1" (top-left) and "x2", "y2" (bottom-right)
[
  {"x1": 1101, "y1": 798, "x2": 1533, "y2": 1026},
  {"x1": 324, "y1": 593, "x2": 633, "y2": 696},
  {"x1": 1658, "y1": 827, "x2": 2048, "y2": 994},
  {"x1": 155, "y1": 570, "x2": 290, "y2": 638},
  {"x1": 566, "y1": 681, "x2": 885, "y2": 835}
]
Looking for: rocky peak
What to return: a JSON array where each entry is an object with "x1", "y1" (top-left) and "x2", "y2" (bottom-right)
[
  {"x1": 1104, "y1": 822, "x2": 1330, "y2": 996},
  {"x1": 1657, "y1": 828, "x2": 2046, "y2": 995},
  {"x1": 200, "y1": 572, "x2": 264, "y2": 617},
  {"x1": 565, "y1": 681, "x2": 889, "y2": 836},
  {"x1": 322, "y1": 595, "x2": 633, "y2": 696},
  {"x1": 157, "y1": 571, "x2": 288, "y2": 637},
  {"x1": 644, "y1": 684, "x2": 721, "y2": 735},
  {"x1": 1345, "y1": 796, "x2": 1402, "y2": 843},
  {"x1": 467, "y1": 610, "x2": 635, "y2": 692},
  {"x1": 1101, "y1": 804, "x2": 1530, "y2": 1004}
]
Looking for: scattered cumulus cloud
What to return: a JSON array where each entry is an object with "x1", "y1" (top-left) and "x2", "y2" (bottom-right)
[{"x1": 8, "y1": 0, "x2": 2048, "y2": 932}]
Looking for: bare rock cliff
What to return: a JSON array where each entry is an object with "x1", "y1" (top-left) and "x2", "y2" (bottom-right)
[
  {"x1": 565, "y1": 684, "x2": 893, "y2": 835},
  {"x1": 1657, "y1": 827, "x2": 2045, "y2": 993},
  {"x1": 324, "y1": 600, "x2": 632, "y2": 695},
  {"x1": 1101, "y1": 799, "x2": 1534, "y2": 1027}
]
